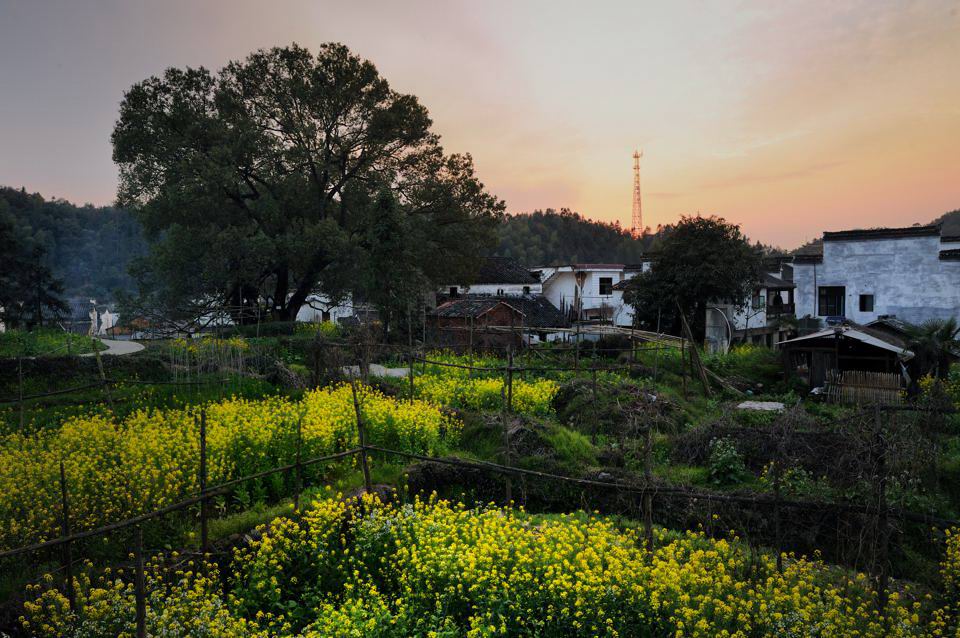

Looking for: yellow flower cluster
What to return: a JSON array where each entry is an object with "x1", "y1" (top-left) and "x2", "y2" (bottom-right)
[
  {"x1": 170, "y1": 335, "x2": 250, "y2": 355},
  {"x1": 23, "y1": 496, "x2": 954, "y2": 637},
  {"x1": 415, "y1": 373, "x2": 558, "y2": 416},
  {"x1": 21, "y1": 557, "x2": 272, "y2": 637},
  {"x1": 0, "y1": 386, "x2": 457, "y2": 550}
]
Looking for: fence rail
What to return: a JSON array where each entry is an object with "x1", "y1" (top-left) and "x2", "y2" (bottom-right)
[{"x1": 3, "y1": 341, "x2": 956, "y2": 634}]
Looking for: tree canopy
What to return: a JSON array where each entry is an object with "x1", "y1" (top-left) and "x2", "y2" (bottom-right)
[
  {"x1": 623, "y1": 215, "x2": 762, "y2": 340},
  {"x1": 0, "y1": 197, "x2": 68, "y2": 328},
  {"x1": 112, "y1": 43, "x2": 504, "y2": 324},
  {"x1": 493, "y1": 208, "x2": 658, "y2": 266},
  {"x1": 0, "y1": 187, "x2": 145, "y2": 300}
]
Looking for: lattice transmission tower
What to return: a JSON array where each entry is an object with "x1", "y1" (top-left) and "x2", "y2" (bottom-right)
[{"x1": 631, "y1": 149, "x2": 643, "y2": 238}]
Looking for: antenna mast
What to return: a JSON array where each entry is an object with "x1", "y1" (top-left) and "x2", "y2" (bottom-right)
[{"x1": 631, "y1": 149, "x2": 643, "y2": 238}]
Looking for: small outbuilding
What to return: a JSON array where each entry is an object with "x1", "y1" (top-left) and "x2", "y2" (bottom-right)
[{"x1": 779, "y1": 323, "x2": 913, "y2": 397}]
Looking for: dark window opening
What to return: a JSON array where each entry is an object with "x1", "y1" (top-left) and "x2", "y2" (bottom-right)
[
  {"x1": 818, "y1": 286, "x2": 845, "y2": 317},
  {"x1": 449, "y1": 286, "x2": 458, "y2": 297},
  {"x1": 599, "y1": 277, "x2": 613, "y2": 296},
  {"x1": 859, "y1": 294, "x2": 874, "y2": 312},
  {"x1": 522, "y1": 286, "x2": 531, "y2": 294},
  {"x1": 321, "y1": 310, "x2": 331, "y2": 322}
]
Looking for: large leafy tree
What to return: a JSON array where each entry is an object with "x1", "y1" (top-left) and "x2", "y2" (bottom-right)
[
  {"x1": 112, "y1": 43, "x2": 503, "y2": 324},
  {"x1": 623, "y1": 215, "x2": 762, "y2": 340}
]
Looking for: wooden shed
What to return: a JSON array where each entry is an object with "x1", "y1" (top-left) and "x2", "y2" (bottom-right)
[{"x1": 779, "y1": 323, "x2": 913, "y2": 398}]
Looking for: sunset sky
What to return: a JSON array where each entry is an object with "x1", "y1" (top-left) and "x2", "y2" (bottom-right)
[{"x1": 1, "y1": 0, "x2": 958, "y2": 247}]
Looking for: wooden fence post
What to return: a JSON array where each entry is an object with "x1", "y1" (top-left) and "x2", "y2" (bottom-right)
[
  {"x1": 94, "y1": 346, "x2": 115, "y2": 413},
  {"x1": 502, "y1": 351, "x2": 513, "y2": 504},
  {"x1": 134, "y1": 525, "x2": 147, "y2": 638},
  {"x1": 643, "y1": 422, "x2": 654, "y2": 553},
  {"x1": 18, "y1": 355, "x2": 24, "y2": 430},
  {"x1": 293, "y1": 416, "x2": 303, "y2": 512},
  {"x1": 350, "y1": 377, "x2": 373, "y2": 494},
  {"x1": 574, "y1": 322, "x2": 581, "y2": 372},
  {"x1": 408, "y1": 351, "x2": 416, "y2": 403},
  {"x1": 506, "y1": 348, "x2": 514, "y2": 414},
  {"x1": 59, "y1": 460, "x2": 76, "y2": 614},
  {"x1": 680, "y1": 336, "x2": 688, "y2": 399},
  {"x1": 199, "y1": 410, "x2": 209, "y2": 556},
  {"x1": 653, "y1": 307, "x2": 662, "y2": 385}
]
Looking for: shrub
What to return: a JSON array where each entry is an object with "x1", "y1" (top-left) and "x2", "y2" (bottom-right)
[{"x1": 707, "y1": 437, "x2": 748, "y2": 486}]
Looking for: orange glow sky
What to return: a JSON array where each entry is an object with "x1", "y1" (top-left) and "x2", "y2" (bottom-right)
[{"x1": 1, "y1": 1, "x2": 958, "y2": 247}]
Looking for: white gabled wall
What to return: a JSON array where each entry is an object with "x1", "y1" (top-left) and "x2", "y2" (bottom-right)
[{"x1": 792, "y1": 235, "x2": 960, "y2": 325}]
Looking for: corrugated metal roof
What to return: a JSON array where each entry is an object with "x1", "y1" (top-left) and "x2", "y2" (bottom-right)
[{"x1": 778, "y1": 325, "x2": 914, "y2": 360}]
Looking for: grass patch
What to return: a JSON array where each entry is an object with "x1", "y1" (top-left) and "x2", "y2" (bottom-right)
[{"x1": 0, "y1": 329, "x2": 104, "y2": 358}]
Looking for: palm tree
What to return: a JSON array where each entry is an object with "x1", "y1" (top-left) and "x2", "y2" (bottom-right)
[{"x1": 906, "y1": 318, "x2": 960, "y2": 379}]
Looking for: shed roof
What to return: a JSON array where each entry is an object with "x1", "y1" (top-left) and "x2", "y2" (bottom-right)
[{"x1": 778, "y1": 324, "x2": 913, "y2": 360}]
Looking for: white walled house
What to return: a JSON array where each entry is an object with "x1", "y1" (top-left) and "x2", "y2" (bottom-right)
[
  {"x1": 536, "y1": 264, "x2": 639, "y2": 327},
  {"x1": 295, "y1": 294, "x2": 359, "y2": 324},
  {"x1": 439, "y1": 257, "x2": 542, "y2": 298},
  {"x1": 792, "y1": 224, "x2": 960, "y2": 327},
  {"x1": 704, "y1": 260, "x2": 797, "y2": 352}
]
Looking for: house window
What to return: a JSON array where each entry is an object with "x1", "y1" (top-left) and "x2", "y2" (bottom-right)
[
  {"x1": 818, "y1": 286, "x2": 845, "y2": 317},
  {"x1": 859, "y1": 294, "x2": 874, "y2": 312},
  {"x1": 321, "y1": 310, "x2": 331, "y2": 322},
  {"x1": 599, "y1": 277, "x2": 613, "y2": 296},
  {"x1": 449, "y1": 286, "x2": 458, "y2": 297},
  {"x1": 522, "y1": 286, "x2": 531, "y2": 295}
]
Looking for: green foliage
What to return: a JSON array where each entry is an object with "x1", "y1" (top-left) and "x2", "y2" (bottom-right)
[
  {"x1": 624, "y1": 215, "x2": 763, "y2": 340},
  {"x1": 541, "y1": 426, "x2": 598, "y2": 470},
  {"x1": 0, "y1": 200, "x2": 69, "y2": 328},
  {"x1": 112, "y1": 43, "x2": 504, "y2": 324},
  {"x1": 704, "y1": 344, "x2": 782, "y2": 388},
  {"x1": 707, "y1": 437, "x2": 748, "y2": 487},
  {"x1": 0, "y1": 329, "x2": 102, "y2": 358},
  {"x1": 0, "y1": 186, "x2": 145, "y2": 302},
  {"x1": 493, "y1": 208, "x2": 657, "y2": 265},
  {"x1": 906, "y1": 318, "x2": 960, "y2": 380}
]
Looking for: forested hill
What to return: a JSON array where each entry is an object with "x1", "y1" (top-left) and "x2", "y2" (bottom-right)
[
  {"x1": 493, "y1": 208, "x2": 658, "y2": 266},
  {"x1": 0, "y1": 186, "x2": 146, "y2": 301}
]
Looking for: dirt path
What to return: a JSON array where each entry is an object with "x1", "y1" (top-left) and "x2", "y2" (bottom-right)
[{"x1": 81, "y1": 339, "x2": 145, "y2": 357}]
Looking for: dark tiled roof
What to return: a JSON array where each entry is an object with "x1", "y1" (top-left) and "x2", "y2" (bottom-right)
[
  {"x1": 792, "y1": 254, "x2": 823, "y2": 264},
  {"x1": 940, "y1": 235, "x2": 960, "y2": 243},
  {"x1": 823, "y1": 224, "x2": 941, "y2": 242},
  {"x1": 434, "y1": 298, "x2": 508, "y2": 319},
  {"x1": 940, "y1": 249, "x2": 960, "y2": 261},
  {"x1": 865, "y1": 316, "x2": 913, "y2": 338},
  {"x1": 511, "y1": 295, "x2": 569, "y2": 328},
  {"x1": 474, "y1": 258, "x2": 539, "y2": 284},
  {"x1": 433, "y1": 294, "x2": 567, "y2": 328},
  {"x1": 761, "y1": 273, "x2": 795, "y2": 289}
]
